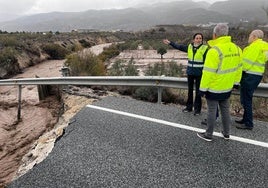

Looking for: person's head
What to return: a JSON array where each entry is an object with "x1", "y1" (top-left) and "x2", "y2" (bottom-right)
[
  {"x1": 248, "y1": 29, "x2": 264, "y2": 44},
  {"x1": 213, "y1": 23, "x2": 229, "y2": 39},
  {"x1": 193, "y1": 33, "x2": 203, "y2": 46}
]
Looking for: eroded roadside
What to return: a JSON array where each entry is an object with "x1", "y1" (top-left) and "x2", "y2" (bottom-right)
[{"x1": 0, "y1": 43, "x2": 113, "y2": 187}]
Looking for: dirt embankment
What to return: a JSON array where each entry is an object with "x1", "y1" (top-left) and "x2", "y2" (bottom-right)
[
  {"x1": 0, "y1": 43, "x2": 113, "y2": 187},
  {"x1": 0, "y1": 60, "x2": 64, "y2": 187}
]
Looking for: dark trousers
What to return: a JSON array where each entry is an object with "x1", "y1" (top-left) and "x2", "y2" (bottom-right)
[
  {"x1": 240, "y1": 72, "x2": 262, "y2": 127},
  {"x1": 186, "y1": 75, "x2": 202, "y2": 112}
]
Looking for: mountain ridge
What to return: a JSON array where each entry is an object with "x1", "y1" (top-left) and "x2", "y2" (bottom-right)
[{"x1": 0, "y1": 0, "x2": 267, "y2": 32}]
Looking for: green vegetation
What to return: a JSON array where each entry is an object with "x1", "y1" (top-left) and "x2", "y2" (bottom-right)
[
  {"x1": 108, "y1": 58, "x2": 139, "y2": 76},
  {"x1": 157, "y1": 47, "x2": 167, "y2": 59},
  {"x1": 132, "y1": 61, "x2": 184, "y2": 103},
  {"x1": 0, "y1": 47, "x2": 20, "y2": 78},
  {"x1": 65, "y1": 52, "x2": 106, "y2": 76},
  {"x1": 98, "y1": 44, "x2": 120, "y2": 62},
  {"x1": 0, "y1": 27, "x2": 267, "y2": 120},
  {"x1": 41, "y1": 43, "x2": 70, "y2": 60}
]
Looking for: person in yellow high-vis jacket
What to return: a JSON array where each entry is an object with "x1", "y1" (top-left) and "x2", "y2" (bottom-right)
[
  {"x1": 197, "y1": 23, "x2": 242, "y2": 141},
  {"x1": 163, "y1": 33, "x2": 208, "y2": 115},
  {"x1": 235, "y1": 30, "x2": 268, "y2": 130}
]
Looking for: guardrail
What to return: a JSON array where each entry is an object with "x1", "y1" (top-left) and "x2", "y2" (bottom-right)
[{"x1": 1, "y1": 76, "x2": 268, "y2": 120}]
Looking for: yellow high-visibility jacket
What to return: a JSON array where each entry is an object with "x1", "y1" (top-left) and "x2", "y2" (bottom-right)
[
  {"x1": 187, "y1": 44, "x2": 208, "y2": 76},
  {"x1": 200, "y1": 36, "x2": 242, "y2": 100},
  {"x1": 242, "y1": 39, "x2": 268, "y2": 76}
]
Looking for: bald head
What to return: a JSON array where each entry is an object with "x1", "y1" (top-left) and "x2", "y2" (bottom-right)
[{"x1": 248, "y1": 29, "x2": 264, "y2": 43}]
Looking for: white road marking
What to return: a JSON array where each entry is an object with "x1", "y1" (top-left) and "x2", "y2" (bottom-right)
[{"x1": 86, "y1": 105, "x2": 268, "y2": 148}]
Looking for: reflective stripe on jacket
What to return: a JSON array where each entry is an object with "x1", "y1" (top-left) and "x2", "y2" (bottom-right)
[
  {"x1": 200, "y1": 36, "x2": 242, "y2": 100},
  {"x1": 242, "y1": 39, "x2": 268, "y2": 76},
  {"x1": 186, "y1": 44, "x2": 208, "y2": 76}
]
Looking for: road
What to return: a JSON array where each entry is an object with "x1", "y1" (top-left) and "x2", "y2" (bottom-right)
[{"x1": 8, "y1": 96, "x2": 268, "y2": 188}]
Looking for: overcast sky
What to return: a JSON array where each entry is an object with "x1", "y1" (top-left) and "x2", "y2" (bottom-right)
[{"x1": 0, "y1": 0, "x2": 222, "y2": 22}]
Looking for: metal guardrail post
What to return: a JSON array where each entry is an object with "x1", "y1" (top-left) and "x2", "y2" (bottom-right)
[
  {"x1": 59, "y1": 66, "x2": 70, "y2": 92},
  {"x1": 17, "y1": 85, "x2": 22, "y2": 121},
  {"x1": 157, "y1": 87, "x2": 162, "y2": 104}
]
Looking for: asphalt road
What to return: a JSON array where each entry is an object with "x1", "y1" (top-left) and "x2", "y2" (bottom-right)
[{"x1": 8, "y1": 96, "x2": 268, "y2": 188}]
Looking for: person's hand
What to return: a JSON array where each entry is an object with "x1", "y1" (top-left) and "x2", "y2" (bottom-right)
[{"x1": 163, "y1": 39, "x2": 170, "y2": 45}]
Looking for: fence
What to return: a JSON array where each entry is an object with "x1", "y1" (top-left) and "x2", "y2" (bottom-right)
[{"x1": 1, "y1": 76, "x2": 268, "y2": 120}]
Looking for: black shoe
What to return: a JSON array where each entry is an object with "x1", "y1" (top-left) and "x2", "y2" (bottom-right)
[
  {"x1": 201, "y1": 119, "x2": 207, "y2": 125},
  {"x1": 235, "y1": 119, "x2": 244, "y2": 124},
  {"x1": 194, "y1": 111, "x2": 200, "y2": 116},
  {"x1": 197, "y1": 132, "x2": 212, "y2": 142},
  {"x1": 182, "y1": 108, "x2": 192, "y2": 113},
  {"x1": 236, "y1": 124, "x2": 253, "y2": 130},
  {"x1": 221, "y1": 131, "x2": 230, "y2": 140}
]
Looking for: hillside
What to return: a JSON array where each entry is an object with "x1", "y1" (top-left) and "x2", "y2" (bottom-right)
[
  {"x1": 0, "y1": 0, "x2": 267, "y2": 32},
  {"x1": 0, "y1": 31, "x2": 132, "y2": 79}
]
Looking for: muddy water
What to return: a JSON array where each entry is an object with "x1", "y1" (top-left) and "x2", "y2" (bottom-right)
[
  {"x1": 0, "y1": 43, "x2": 112, "y2": 187},
  {"x1": 0, "y1": 60, "x2": 65, "y2": 186}
]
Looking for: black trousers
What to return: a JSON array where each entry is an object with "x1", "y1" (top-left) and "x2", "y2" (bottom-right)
[{"x1": 186, "y1": 75, "x2": 202, "y2": 112}]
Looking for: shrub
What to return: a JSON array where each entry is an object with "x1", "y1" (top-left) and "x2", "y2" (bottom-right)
[
  {"x1": 133, "y1": 87, "x2": 158, "y2": 102},
  {"x1": 79, "y1": 39, "x2": 91, "y2": 48},
  {"x1": 157, "y1": 47, "x2": 167, "y2": 59},
  {"x1": 108, "y1": 58, "x2": 139, "y2": 76},
  {"x1": 65, "y1": 52, "x2": 105, "y2": 76},
  {"x1": 98, "y1": 44, "x2": 120, "y2": 62},
  {"x1": 41, "y1": 43, "x2": 70, "y2": 59},
  {"x1": 108, "y1": 59, "x2": 125, "y2": 76},
  {"x1": 125, "y1": 58, "x2": 139, "y2": 76},
  {"x1": 0, "y1": 35, "x2": 19, "y2": 47},
  {"x1": 131, "y1": 61, "x2": 184, "y2": 103},
  {"x1": 0, "y1": 47, "x2": 20, "y2": 78}
]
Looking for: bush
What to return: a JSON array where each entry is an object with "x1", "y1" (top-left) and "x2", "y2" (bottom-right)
[
  {"x1": 131, "y1": 61, "x2": 184, "y2": 103},
  {"x1": 79, "y1": 39, "x2": 91, "y2": 48},
  {"x1": 0, "y1": 35, "x2": 20, "y2": 47},
  {"x1": 98, "y1": 44, "x2": 120, "y2": 62},
  {"x1": 65, "y1": 52, "x2": 106, "y2": 76},
  {"x1": 108, "y1": 58, "x2": 139, "y2": 76},
  {"x1": 108, "y1": 59, "x2": 125, "y2": 76},
  {"x1": 125, "y1": 58, "x2": 139, "y2": 76},
  {"x1": 42, "y1": 43, "x2": 70, "y2": 59},
  {"x1": 133, "y1": 87, "x2": 158, "y2": 102},
  {"x1": 0, "y1": 47, "x2": 20, "y2": 78}
]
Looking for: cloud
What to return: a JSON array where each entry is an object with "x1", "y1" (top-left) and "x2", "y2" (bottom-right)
[
  {"x1": 0, "y1": 0, "x2": 36, "y2": 14},
  {"x1": 24, "y1": 0, "x2": 168, "y2": 14}
]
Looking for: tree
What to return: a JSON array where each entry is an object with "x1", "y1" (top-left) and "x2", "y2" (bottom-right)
[{"x1": 157, "y1": 47, "x2": 167, "y2": 59}]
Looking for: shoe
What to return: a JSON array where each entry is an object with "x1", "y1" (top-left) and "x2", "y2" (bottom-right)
[
  {"x1": 235, "y1": 124, "x2": 253, "y2": 130},
  {"x1": 194, "y1": 111, "x2": 200, "y2": 116},
  {"x1": 235, "y1": 119, "x2": 244, "y2": 124},
  {"x1": 221, "y1": 131, "x2": 230, "y2": 140},
  {"x1": 201, "y1": 119, "x2": 207, "y2": 125},
  {"x1": 182, "y1": 108, "x2": 192, "y2": 113},
  {"x1": 197, "y1": 132, "x2": 212, "y2": 142}
]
